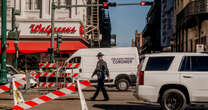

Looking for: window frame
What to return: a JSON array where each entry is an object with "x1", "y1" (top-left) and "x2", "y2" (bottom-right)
[
  {"x1": 179, "y1": 56, "x2": 208, "y2": 72},
  {"x1": 145, "y1": 56, "x2": 174, "y2": 71},
  {"x1": 26, "y1": 0, "x2": 41, "y2": 11},
  {"x1": 68, "y1": 56, "x2": 81, "y2": 64},
  {"x1": 179, "y1": 56, "x2": 191, "y2": 71}
]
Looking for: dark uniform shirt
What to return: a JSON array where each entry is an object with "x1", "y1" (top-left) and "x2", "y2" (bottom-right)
[{"x1": 92, "y1": 59, "x2": 109, "y2": 79}]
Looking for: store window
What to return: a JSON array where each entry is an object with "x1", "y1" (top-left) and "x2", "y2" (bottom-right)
[
  {"x1": 26, "y1": 0, "x2": 41, "y2": 11},
  {"x1": 18, "y1": 54, "x2": 40, "y2": 71}
]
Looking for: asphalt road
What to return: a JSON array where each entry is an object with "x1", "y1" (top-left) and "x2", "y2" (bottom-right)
[{"x1": 0, "y1": 87, "x2": 207, "y2": 110}]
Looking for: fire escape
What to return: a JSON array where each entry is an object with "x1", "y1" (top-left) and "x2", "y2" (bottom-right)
[{"x1": 86, "y1": 0, "x2": 101, "y2": 47}]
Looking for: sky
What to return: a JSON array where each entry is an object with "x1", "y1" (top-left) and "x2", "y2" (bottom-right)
[{"x1": 108, "y1": 0, "x2": 151, "y2": 47}]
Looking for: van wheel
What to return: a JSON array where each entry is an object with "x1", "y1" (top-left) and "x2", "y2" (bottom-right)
[
  {"x1": 160, "y1": 89, "x2": 187, "y2": 110},
  {"x1": 116, "y1": 79, "x2": 129, "y2": 91}
]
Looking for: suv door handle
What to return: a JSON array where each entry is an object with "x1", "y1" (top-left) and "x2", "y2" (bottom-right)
[
  {"x1": 79, "y1": 68, "x2": 82, "y2": 73},
  {"x1": 183, "y1": 75, "x2": 192, "y2": 78}
]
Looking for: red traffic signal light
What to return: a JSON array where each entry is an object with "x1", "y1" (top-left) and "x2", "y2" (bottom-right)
[
  {"x1": 140, "y1": 1, "x2": 146, "y2": 6},
  {"x1": 103, "y1": 2, "x2": 108, "y2": 7},
  {"x1": 140, "y1": 1, "x2": 153, "y2": 6},
  {"x1": 103, "y1": 2, "x2": 117, "y2": 8}
]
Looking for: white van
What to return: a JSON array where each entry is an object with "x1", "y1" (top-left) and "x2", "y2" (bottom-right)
[{"x1": 65, "y1": 47, "x2": 139, "y2": 91}]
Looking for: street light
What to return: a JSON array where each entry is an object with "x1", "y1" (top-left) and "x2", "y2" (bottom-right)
[
  {"x1": 56, "y1": 34, "x2": 63, "y2": 54},
  {"x1": 0, "y1": 0, "x2": 8, "y2": 85}
]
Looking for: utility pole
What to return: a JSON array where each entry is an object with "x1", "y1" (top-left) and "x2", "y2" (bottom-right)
[
  {"x1": 0, "y1": 0, "x2": 8, "y2": 84},
  {"x1": 50, "y1": 0, "x2": 55, "y2": 63}
]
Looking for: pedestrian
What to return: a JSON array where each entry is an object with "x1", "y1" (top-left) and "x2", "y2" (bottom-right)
[{"x1": 90, "y1": 52, "x2": 110, "y2": 101}]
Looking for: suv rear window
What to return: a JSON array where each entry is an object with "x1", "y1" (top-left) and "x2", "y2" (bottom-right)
[
  {"x1": 145, "y1": 57, "x2": 174, "y2": 71},
  {"x1": 180, "y1": 56, "x2": 208, "y2": 71}
]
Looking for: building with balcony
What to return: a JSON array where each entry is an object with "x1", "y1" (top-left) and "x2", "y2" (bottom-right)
[
  {"x1": 0, "y1": 0, "x2": 89, "y2": 70},
  {"x1": 86, "y1": 0, "x2": 112, "y2": 48},
  {"x1": 141, "y1": 0, "x2": 162, "y2": 54},
  {"x1": 161, "y1": 0, "x2": 174, "y2": 49},
  {"x1": 174, "y1": 0, "x2": 208, "y2": 52}
]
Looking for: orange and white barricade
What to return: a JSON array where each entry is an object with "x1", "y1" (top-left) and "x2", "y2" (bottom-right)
[
  {"x1": 12, "y1": 78, "x2": 25, "y2": 106},
  {"x1": 13, "y1": 80, "x2": 91, "y2": 110},
  {"x1": 0, "y1": 77, "x2": 26, "y2": 94},
  {"x1": 36, "y1": 63, "x2": 80, "y2": 89}
]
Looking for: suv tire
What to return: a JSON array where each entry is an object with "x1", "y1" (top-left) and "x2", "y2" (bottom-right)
[
  {"x1": 160, "y1": 89, "x2": 187, "y2": 110},
  {"x1": 116, "y1": 79, "x2": 129, "y2": 91}
]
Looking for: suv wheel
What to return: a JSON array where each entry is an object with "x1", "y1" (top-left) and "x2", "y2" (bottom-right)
[
  {"x1": 160, "y1": 89, "x2": 187, "y2": 110},
  {"x1": 116, "y1": 79, "x2": 129, "y2": 91}
]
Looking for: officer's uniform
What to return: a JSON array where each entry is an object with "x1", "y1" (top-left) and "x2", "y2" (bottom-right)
[{"x1": 91, "y1": 53, "x2": 109, "y2": 101}]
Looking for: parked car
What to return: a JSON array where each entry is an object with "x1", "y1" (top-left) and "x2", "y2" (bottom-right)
[
  {"x1": 0, "y1": 64, "x2": 37, "y2": 88},
  {"x1": 65, "y1": 47, "x2": 140, "y2": 91},
  {"x1": 135, "y1": 53, "x2": 208, "y2": 110}
]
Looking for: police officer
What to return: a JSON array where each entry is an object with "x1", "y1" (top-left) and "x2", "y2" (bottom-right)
[{"x1": 90, "y1": 52, "x2": 110, "y2": 101}]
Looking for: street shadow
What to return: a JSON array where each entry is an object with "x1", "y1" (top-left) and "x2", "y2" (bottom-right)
[
  {"x1": 0, "y1": 107, "x2": 12, "y2": 110},
  {"x1": 93, "y1": 104, "x2": 206, "y2": 110},
  {"x1": 93, "y1": 104, "x2": 161, "y2": 110},
  {"x1": 55, "y1": 98, "x2": 80, "y2": 101},
  {"x1": 83, "y1": 89, "x2": 132, "y2": 92},
  {"x1": 0, "y1": 98, "x2": 13, "y2": 100}
]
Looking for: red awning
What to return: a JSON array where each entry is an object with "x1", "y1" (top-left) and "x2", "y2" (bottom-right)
[{"x1": 0, "y1": 41, "x2": 88, "y2": 53}]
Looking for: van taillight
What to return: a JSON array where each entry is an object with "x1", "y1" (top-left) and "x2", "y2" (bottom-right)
[{"x1": 138, "y1": 71, "x2": 144, "y2": 85}]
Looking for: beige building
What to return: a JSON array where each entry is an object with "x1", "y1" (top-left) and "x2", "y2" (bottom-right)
[
  {"x1": 173, "y1": 0, "x2": 208, "y2": 52},
  {"x1": 0, "y1": 0, "x2": 89, "y2": 70}
]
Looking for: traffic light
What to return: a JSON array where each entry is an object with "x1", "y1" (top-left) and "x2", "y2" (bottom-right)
[
  {"x1": 57, "y1": 34, "x2": 63, "y2": 44},
  {"x1": 140, "y1": 1, "x2": 153, "y2": 6},
  {"x1": 103, "y1": 2, "x2": 117, "y2": 8},
  {"x1": 56, "y1": 34, "x2": 63, "y2": 53}
]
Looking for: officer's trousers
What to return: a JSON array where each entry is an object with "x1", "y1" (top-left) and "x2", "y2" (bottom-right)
[{"x1": 92, "y1": 78, "x2": 109, "y2": 99}]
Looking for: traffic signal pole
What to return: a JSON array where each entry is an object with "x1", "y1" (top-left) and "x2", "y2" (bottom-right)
[
  {"x1": 56, "y1": 2, "x2": 153, "y2": 8},
  {"x1": 0, "y1": 0, "x2": 8, "y2": 84}
]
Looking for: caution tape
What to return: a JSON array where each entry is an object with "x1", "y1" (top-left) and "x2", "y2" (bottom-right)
[
  {"x1": 39, "y1": 63, "x2": 56, "y2": 69},
  {"x1": 64, "y1": 63, "x2": 80, "y2": 68},
  {"x1": 0, "y1": 77, "x2": 26, "y2": 94},
  {"x1": 32, "y1": 69, "x2": 79, "y2": 80},
  {"x1": 39, "y1": 82, "x2": 71, "y2": 88},
  {"x1": 13, "y1": 80, "x2": 91, "y2": 110}
]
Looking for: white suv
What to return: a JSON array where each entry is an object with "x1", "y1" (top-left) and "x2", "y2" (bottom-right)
[{"x1": 135, "y1": 53, "x2": 208, "y2": 110}]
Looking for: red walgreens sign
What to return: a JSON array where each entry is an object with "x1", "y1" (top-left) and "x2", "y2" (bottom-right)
[{"x1": 30, "y1": 24, "x2": 77, "y2": 35}]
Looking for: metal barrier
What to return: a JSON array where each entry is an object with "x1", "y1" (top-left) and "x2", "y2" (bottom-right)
[{"x1": 33, "y1": 63, "x2": 80, "y2": 89}]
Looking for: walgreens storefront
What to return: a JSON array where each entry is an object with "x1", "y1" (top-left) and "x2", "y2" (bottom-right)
[{"x1": 1, "y1": 20, "x2": 88, "y2": 71}]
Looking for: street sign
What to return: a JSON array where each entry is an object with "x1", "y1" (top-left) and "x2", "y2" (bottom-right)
[
  {"x1": 8, "y1": 31, "x2": 19, "y2": 40},
  {"x1": 196, "y1": 44, "x2": 205, "y2": 53}
]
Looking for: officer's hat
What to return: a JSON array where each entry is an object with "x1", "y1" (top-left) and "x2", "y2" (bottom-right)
[{"x1": 96, "y1": 52, "x2": 104, "y2": 57}]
